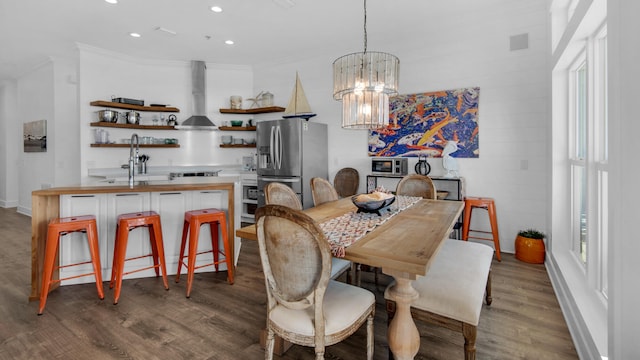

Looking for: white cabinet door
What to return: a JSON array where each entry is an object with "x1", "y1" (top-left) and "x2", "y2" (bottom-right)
[
  {"x1": 55, "y1": 187, "x2": 235, "y2": 285},
  {"x1": 59, "y1": 194, "x2": 107, "y2": 285},
  {"x1": 106, "y1": 192, "x2": 153, "y2": 279},
  {"x1": 150, "y1": 191, "x2": 190, "y2": 274}
]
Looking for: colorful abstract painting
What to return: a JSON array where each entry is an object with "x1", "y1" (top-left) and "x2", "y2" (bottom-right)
[{"x1": 368, "y1": 87, "x2": 479, "y2": 158}]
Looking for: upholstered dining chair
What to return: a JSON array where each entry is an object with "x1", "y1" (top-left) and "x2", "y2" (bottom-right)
[
  {"x1": 361, "y1": 174, "x2": 439, "y2": 287},
  {"x1": 396, "y1": 174, "x2": 438, "y2": 199},
  {"x1": 265, "y1": 182, "x2": 302, "y2": 210},
  {"x1": 333, "y1": 167, "x2": 360, "y2": 198},
  {"x1": 310, "y1": 177, "x2": 339, "y2": 206},
  {"x1": 255, "y1": 205, "x2": 375, "y2": 360},
  {"x1": 264, "y1": 182, "x2": 353, "y2": 283}
]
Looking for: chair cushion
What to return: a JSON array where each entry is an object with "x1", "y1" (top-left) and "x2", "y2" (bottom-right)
[
  {"x1": 385, "y1": 239, "x2": 493, "y2": 325},
  {"x1": 330, "y1": 258, "x2": 352, "y2": 280},
  {"x1": 270, "y1": 280, "x2": 374, "y2": 337}
]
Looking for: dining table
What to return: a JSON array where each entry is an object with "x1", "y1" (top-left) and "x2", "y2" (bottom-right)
[{"x1": 236, "y1": 196, "x2": 463, "y2": 360}]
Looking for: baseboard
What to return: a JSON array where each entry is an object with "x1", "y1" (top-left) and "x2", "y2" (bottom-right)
[
  {"x1": 17, "y1": 205, "x2": 31, "y2": 217},
  {"x1": 546, "y1": 254, "x2": 602, "y2": 359},
  {"x1": 0, "y1": 200, "x2": 18, "y2": 208}
]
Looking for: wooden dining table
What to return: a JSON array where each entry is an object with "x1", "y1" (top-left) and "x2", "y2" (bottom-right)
[{"x1": 236, "y1": 197, "x2": 464, "y2": 360}]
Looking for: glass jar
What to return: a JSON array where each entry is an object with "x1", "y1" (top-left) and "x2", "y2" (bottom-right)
[{"x1": 260, "y1": 92, "x2": 274, "y2": 107}]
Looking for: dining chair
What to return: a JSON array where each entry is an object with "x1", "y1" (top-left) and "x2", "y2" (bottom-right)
[
  {"x1": 362, "y1": 174, "x2": 439, "y2": 287},
  {"x1": 255, "y1": 205, "x2": 375, "y2": 360},
  {"x1": 310, "y1": 177, "x2": 339, "y2": 206},
  {"x1": 396, "y1": 174, "x2": 437, "y2": 199},
  {"x1": 333, "y1": 167, "x2": 360, "y2": 198},
  {"x1": 264, "y1": 182, "x2": 302, "y2": 210},
  {"x1": 265, "y1": 182, "x2": 353, "y2": 283}
]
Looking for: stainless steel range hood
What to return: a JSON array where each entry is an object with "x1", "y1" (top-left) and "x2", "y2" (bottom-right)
[{"x1": 175, "y1": 60, "x2": 217, "y2": 130}]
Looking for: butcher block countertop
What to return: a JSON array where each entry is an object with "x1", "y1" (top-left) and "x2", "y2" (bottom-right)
[{"x1": 30, "y1": 179, "x2": 236, "y2": 301}]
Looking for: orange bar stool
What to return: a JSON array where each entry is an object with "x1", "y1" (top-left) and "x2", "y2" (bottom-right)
[
  {"x1": 175, "y1": 208, "x2": 234, "y2": 298},
  {"x1": 39, "y1": 215, "x2": 104, "y2": 315},
  {"x1": 109, "y1": 211, "x2": 169, "y2": 304},
  {"x1": 462, "y1": 196, "x2": 502, "y2": 261}
]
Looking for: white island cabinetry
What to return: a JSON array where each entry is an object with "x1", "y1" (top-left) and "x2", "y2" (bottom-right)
[{"x1": 59, "y1": 189, "x2": 230, "y2": 285}]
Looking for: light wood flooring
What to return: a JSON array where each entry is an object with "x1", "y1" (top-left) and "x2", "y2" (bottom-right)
[{"x1": 0, "y1": 207, "x2": 578, "y2": 359}]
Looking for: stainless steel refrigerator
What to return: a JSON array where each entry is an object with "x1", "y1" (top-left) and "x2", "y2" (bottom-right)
[{"x1": 257, "y1": 119, "x2": 328, "y2": 209}]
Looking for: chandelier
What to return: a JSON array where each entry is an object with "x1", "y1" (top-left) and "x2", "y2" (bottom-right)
[{"x1": 333, "y1": 0, "x2": 400, "y2": 129}]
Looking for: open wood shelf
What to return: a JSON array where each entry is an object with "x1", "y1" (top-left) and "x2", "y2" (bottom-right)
[
  {"x1": 90, "y1": 101, "x2": 180, "y2": 113},
  {"x1": 219, "y1": 106, "x2": 284, "y2": 114},
  {"x1": 219, "y1": 144, "x2": 256, "y2": 148},
  {"x1": 90, "y1": 143, "x2": 180, "y2": 148},
  {"x1": 218, "y1": 126, "x2": 256, "y2": 131},
  {"x1": 90, "y1": 122, "x2": 177, "y2": 130}
]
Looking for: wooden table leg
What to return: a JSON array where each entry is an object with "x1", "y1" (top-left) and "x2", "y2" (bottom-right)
[{"x1": 383, "y1": 269, "x2": 419, "y2": 360}]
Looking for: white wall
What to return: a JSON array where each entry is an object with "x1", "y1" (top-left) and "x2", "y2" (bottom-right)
[
  {"x1": 0, "y1": 80, "x2": 19, "y2": 208},
  {"x1": 53, "y1": 57, "x2": 81, "y2": 186},
  {"x1": 254, "y1": 0, "x2": 549, "y2": 254},
  {"x1": 16, "y1": 61, "x2": 56, "y2": 214},
  {"x1": 608, "y1": 0, "x2": 640, "y2": 358},
  {"x1": 78, "y1": 46, "x2": 256, "y2": 184}
]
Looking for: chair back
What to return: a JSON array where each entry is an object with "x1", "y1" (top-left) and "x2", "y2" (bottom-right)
[
  {"x1": 396, "y1": 174, "x2": 437, "y2": 199},
  {"x1": 334, "y1": 167, "x2": 360, "y2": 197},
  {"x1": 311, "y1": 177, "x2": 339, "y2": 206},
  {"x1": 265, "y1": 182, "x2": 302, "y2": 210},
  {"x1": 255, "y1": 204, "x2": 331, "y2": 312}
]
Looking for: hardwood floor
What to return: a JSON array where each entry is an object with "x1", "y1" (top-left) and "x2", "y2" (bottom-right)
[{"x1": 0, "y1": 207, "x2": 578, "y2": 359}]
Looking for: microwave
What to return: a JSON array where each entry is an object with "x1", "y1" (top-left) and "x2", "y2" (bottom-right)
[{"x1": 371, "y1": 158, "x2": 408, "y2": 176}]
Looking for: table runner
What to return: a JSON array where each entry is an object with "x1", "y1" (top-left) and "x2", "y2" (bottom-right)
[{"x1": 319, "y1": 195, "x2": 422, "y2": 257}]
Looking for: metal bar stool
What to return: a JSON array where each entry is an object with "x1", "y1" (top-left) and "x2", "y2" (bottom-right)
[
  {"x1": 462, "y1": 196, "x2": 502, "y2": 261},
  {"x1": 109, "y1": 211, "x2": 169, "y2": 304},
  {"x1": 39, "y1": 215, "x2": 104, "y2": 315},
  {"x1": 175, "y1": 208, "x2": 234, "y2": 298}
]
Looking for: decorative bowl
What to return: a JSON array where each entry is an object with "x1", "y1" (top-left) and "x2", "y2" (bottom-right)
[
  {"x1": 352, "y1": 193, "x2": 396, "y2": 215},
  {"x1": 230, "y1": 120, "x2": 243, "y2": 127}
]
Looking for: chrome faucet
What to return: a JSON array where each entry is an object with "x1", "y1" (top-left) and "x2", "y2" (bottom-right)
[{"x1": 128, "y1": 133, "x2": 139, "y2": 187}]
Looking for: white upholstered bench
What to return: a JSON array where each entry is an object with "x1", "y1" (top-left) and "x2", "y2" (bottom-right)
[{"x1": 385, "y1": 239, "x2": 494, "y2": 360}]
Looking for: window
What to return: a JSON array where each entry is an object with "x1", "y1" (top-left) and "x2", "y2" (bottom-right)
[
  {"x1": 567, "y1": 25, "x2": 608, "y2": 293},
  {"x1": 594, "y1": 29, "x2": 608, "y2": 297},
  {"x1": 551, "y1": 1, "x2": 608, "y2": 355},
  {"x1": 570, "y1": 57, "x2": 587, "y2": 263}
]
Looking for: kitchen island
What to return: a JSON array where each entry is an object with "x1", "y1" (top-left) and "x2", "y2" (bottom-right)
[{"x1": 30, "y1": 178, "x2": 236, "y2": 301}]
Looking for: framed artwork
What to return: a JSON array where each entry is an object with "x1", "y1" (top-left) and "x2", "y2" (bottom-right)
[
  {"x1": 24, "y1": 119, "x2": 47, "y2": 152},
  {"x1": 368, "y1": 87, "x2": 479, "y2": 158}
]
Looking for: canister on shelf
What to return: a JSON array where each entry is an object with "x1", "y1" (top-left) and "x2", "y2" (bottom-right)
[
  {"x1": 260, "y1": 92, "x2": 274, "y2": 107},
  {"x1": 230, "y1": 95, "x2": 242, "y2": 109}
]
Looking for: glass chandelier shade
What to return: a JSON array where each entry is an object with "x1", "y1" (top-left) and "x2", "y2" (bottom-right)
[
  {"x1": 333, "y1": 0, "x2": 400, "y2": 129},
  {"x1": 333, "y1": 51, "x2": 399, "y2": 129}
]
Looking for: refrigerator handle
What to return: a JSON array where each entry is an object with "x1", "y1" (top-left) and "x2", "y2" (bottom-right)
[
  {"x1": 276, "y1": 125, "x2": 283, "y2": 170},
  {"x1": 269, "y1": 126, "x2": 275, "y2": 170}
]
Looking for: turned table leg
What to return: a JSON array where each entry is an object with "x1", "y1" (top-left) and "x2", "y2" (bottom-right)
[{"x1": 383, "y1": 269, "x2": 419, "y2": 360}]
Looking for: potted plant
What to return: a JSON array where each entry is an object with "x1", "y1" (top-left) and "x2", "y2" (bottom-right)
[{"x1": 515, "y1": 229, "x2": 546, "y2": 264}]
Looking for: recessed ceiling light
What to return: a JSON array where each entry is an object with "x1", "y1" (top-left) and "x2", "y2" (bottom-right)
[
  {"x1": 225, "y1": 40, "x2": 234, "y2": 45},
  {"x1": 210, "y1": 6, "x2": 223, "y2": 13},
  {"x1": 105, "y1": 0, "x2": 118, "y2": 4},
  {"x1": 129, "y1": 33, "x2": 141, "y2": 38}
]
